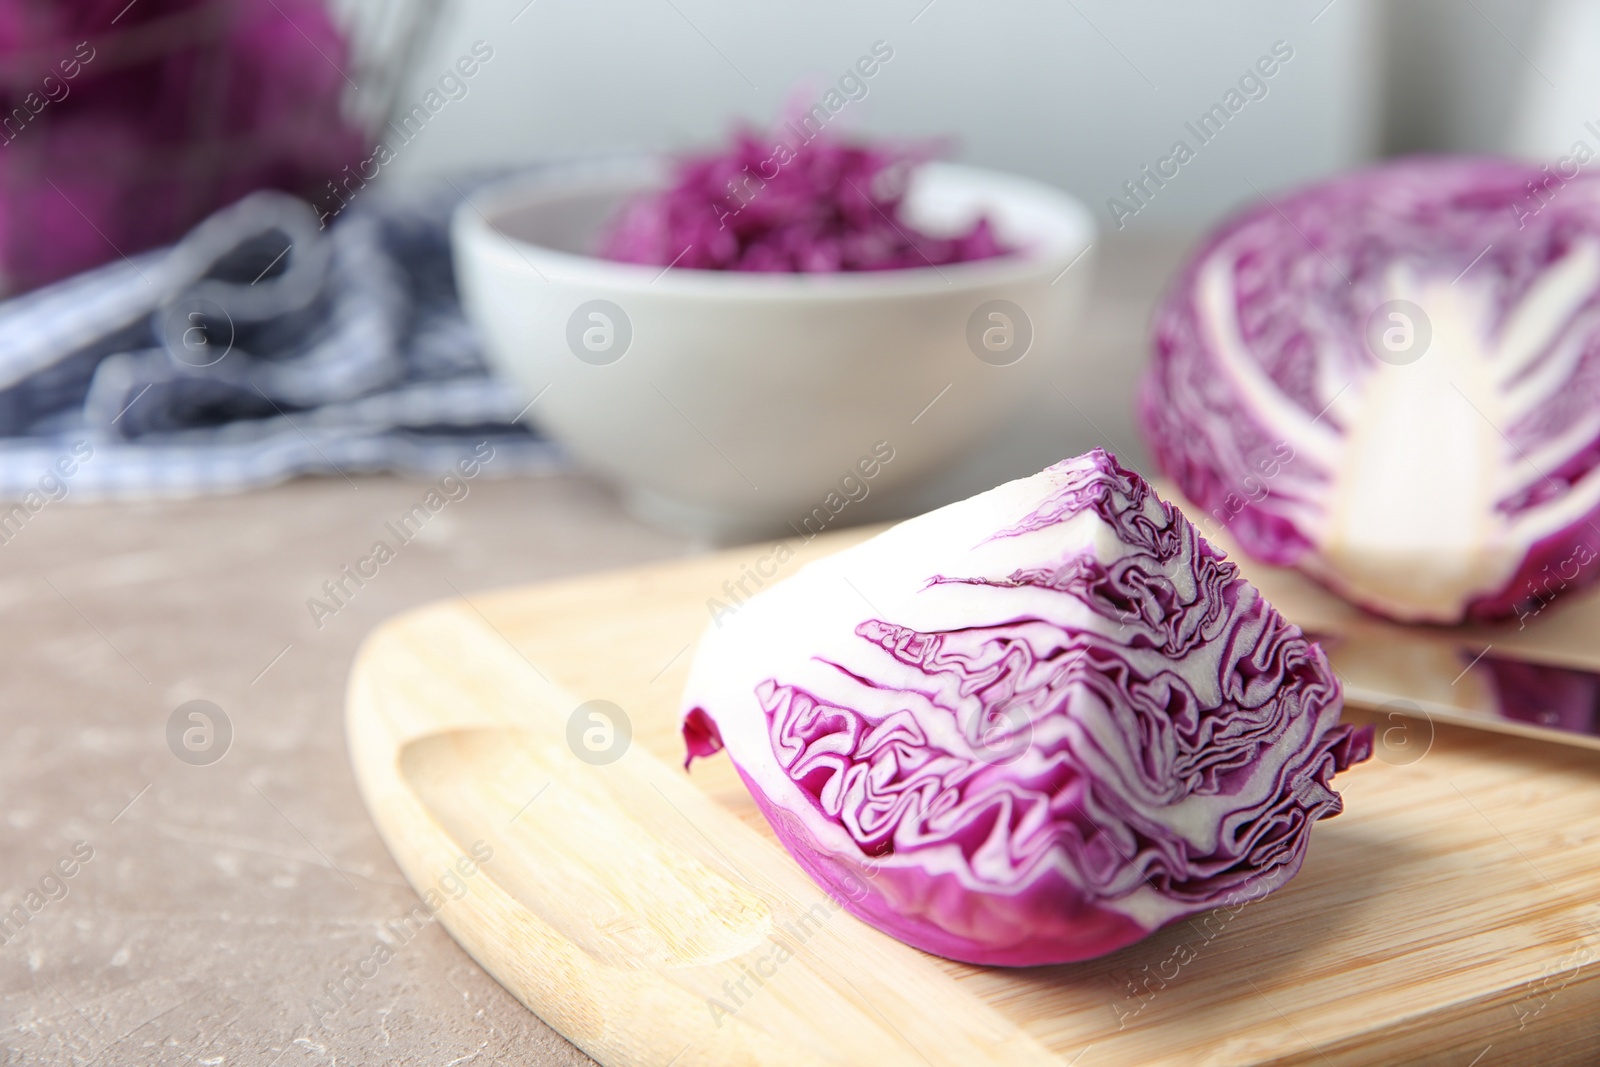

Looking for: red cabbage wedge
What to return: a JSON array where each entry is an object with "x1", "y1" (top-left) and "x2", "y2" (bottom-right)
[
  {"x1": 680, "y1": 451, "x2": 1370, "y2": 966},
  {"x1": 1142, "y1": 156, "x2": 1600, "y2": 624}
]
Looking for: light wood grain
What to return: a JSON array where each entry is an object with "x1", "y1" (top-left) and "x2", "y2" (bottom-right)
[{"x1": 347, "y1": 524, "x2": 1600, "y2": 1066}]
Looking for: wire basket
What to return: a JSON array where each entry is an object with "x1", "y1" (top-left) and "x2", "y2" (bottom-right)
[{"x1": 0, "y1": 0, "x2": 441, "y2": 296}]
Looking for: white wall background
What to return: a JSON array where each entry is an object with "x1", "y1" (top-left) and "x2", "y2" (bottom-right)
[
  {"x1": 1380, "y1": 0, "x2": 1549, "y2": 156},
  {"x1": 1506, "y1": 0, "x2": 1600, "y2": 160},
  {"x1": 384, "y1": 0, "x2": 1384, "y2": 231}
]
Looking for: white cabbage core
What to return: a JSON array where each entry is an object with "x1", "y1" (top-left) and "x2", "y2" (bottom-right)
[{"x1": 1196, "y1": 242, "x2": 1600, "y2": 622}]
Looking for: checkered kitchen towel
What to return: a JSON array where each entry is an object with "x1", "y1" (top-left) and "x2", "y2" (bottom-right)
[{"x1": 0, "y1": 179, "x2": 559, "y2": 500}]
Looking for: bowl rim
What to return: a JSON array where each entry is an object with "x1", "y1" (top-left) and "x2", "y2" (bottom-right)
[{"x1": 453, "y1": 156, "x2": 1097, "y2": 299}]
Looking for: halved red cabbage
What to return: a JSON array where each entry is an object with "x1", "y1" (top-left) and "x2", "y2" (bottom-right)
[
  {"x1": 596, "y1": 127, "x2": 1010, "y2": 272},
  {"x1": 1141, "y1": 156, "x2": 1600, "y2": 624},
  {"x1": 680, "y1": 450, "x2": 1370, "y2": 966}
]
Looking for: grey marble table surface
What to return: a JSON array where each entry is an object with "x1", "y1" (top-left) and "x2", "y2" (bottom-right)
[{"x1": 0, "y1": 232, "x2": 1186, "y2": 1066}]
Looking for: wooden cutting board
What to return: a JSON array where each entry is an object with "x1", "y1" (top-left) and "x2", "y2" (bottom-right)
[{"x1": 346, "y1": 526, "x2": 1600, "y2": 1067}]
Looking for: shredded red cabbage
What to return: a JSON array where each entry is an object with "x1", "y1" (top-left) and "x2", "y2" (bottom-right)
[{"x1": 597, "y1": 127, "x2": 1011, "y2": 272}]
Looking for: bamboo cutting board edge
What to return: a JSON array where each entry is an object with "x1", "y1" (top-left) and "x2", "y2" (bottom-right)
[{"x1": 345, "y1": 566, "x2": 1065, "y2": 1067}]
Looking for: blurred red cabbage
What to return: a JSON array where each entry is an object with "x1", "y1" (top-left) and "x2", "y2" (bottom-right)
[
  {"x1": 598, "y1": 125, "x2": 1012, "y2": 273},
  {"x1": 0, "y1": 0, "x2": 367, "y2": 293}
]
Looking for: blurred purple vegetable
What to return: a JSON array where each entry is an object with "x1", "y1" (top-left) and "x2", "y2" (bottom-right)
[
  {"x1": 0, "y1": 0, "x2": 367, "y2": 294},
  {"x1": 598, "y1": 125, "x2": 1012, "y2": 273},
  {"x1": 1481, "y1": 654, "x2": 1600, "y2": 736},
  {"x1": 1141, "y1": 156, "x2": 1600, "y2": 624}
]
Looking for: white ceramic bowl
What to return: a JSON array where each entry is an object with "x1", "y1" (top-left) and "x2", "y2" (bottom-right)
[{"x1": 453, "y1": 158, "x2": 1096, "y2": 541}]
